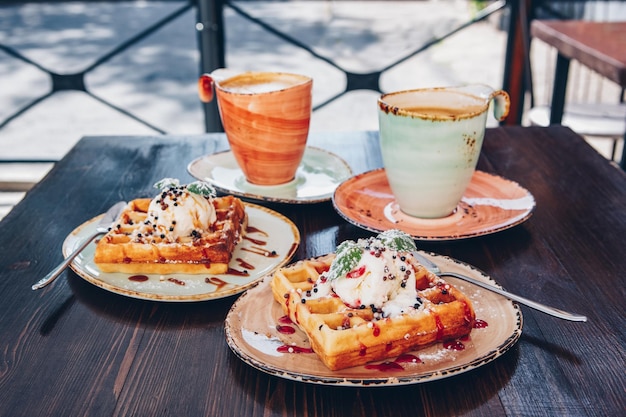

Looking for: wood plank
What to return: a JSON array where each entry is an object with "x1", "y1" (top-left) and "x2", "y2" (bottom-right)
[{"x1": 0, "y1": 129, "x2": 624, "y2": 416}]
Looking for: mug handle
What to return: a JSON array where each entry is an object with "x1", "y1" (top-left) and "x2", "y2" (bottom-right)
[
  {"x1": 198, "y1": 74, "x2": 215, "y2": 103},
  {"x1": 490, "y1": 89, "x2": 510, "y2": 121},
  {"x1": 198, "y1": 69, "x2": 242, "y2": 103}
]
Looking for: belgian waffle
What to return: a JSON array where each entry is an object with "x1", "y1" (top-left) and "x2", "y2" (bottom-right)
[
  {"x1": 270, "y1": 252, "x2": 475, "y2": 371},
  {"x1": 94, "y1": 195, "x2": 246, "y2": 274}
]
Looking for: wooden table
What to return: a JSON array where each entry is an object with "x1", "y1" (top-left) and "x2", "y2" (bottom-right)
[
  {"x1": 531, "y1": 20, "x2": 626, "y2": 168},
  {"x1": 1, "y1": 127, "x2": 624, "y2": 417}
]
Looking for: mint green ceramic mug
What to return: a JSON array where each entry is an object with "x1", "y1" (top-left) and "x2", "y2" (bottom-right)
[{"x1": 378, "y1": 85, "x2": 510, "y2": 218}]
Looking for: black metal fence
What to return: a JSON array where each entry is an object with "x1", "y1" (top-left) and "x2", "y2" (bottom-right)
[
  {"x1": 0, "y1": 0, "x2": 514, "y2": 165},
  {"x1": 3, "y1": 0, "x2": 611, "y2": 167}
]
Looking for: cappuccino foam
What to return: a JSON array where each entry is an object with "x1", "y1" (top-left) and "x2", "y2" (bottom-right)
[
  {"x1": 403, "y1": 105, "x2": 484, "y2": 117},
  {"x1": 220, "y1": 73, "x2": 308, "y2": 94}
]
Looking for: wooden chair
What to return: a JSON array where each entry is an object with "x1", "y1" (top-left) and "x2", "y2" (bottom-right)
[{"x1": 526, "y1": 85, "x2": 625, "y2": 161}]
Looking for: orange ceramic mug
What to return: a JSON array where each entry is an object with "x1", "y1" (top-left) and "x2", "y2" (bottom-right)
[{"x1": 199, "y1": 70, "x2": 313, "y2": 186}]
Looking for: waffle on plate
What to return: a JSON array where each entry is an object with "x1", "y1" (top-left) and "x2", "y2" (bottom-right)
[
  {"x1": 270, "y1": 230, "x2": 475, "y2": 370},
  {"x1": 94, "y1": 178, "x2": 246, "y2": 274}
]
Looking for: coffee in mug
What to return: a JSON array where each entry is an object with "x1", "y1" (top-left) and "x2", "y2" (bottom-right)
[
  {"x1": 200, "y1": 71, "x2": 313, "y2": 186},
  {"x1": 377, "y1": 85, "x2": 510, "y2": 218}
]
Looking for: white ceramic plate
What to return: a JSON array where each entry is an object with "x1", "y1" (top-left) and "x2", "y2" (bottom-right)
[
  {"x1": 187, "y1": 147, "x2": 353, "y2": 204},
  {"x1": 63, "y1": 203, "x2": 300, "y2": 302},
  {"x1": 225, "y1": 252, "x2": 523, "y2": 386}
]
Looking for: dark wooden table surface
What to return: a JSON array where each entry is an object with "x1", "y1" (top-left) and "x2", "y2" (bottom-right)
[
  {"x1": 0, "y1": 126, "x2": 624, "y2": 417},
  {"x1": 530, "y1": 20, "x2": 626, "y2": 168}
]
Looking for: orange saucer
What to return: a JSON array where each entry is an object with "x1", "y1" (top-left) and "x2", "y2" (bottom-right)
[{"x1": 332, "y1": 169, "x2": 535, "y2": 240}]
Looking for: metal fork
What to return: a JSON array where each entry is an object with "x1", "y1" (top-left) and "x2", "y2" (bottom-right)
[{"x1": 412, "y1": 251, "x2": 588, "y2": 322}]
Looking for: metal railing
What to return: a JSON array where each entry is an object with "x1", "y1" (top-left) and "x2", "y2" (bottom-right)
[
  {"x1": 0, "y1": 0, "x2": 514, "y2": 166},
  {"x1": 0, "y1": 0, "x2": 195, "y2": 164},
  {"x1": 197, "y1": 0, "x2": 508, "y2": 131}
]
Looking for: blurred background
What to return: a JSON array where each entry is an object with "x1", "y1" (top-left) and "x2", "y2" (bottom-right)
[{"x1": 1, "y1": 0, "x2": 624, "y2": 218}]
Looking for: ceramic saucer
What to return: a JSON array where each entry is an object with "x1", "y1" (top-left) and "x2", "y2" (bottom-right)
[
  {"x1": 332, "y1": 168, "x2": 535, "y2": 240},
  {"x1": 224, "y1": 251, "x2": 522, "y2": 386},
  {"x1": 187, "y1": 147, "x2": 353, "y2": 204}
]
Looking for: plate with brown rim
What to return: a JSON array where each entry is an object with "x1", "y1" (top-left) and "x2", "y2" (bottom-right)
[
  {"x1": 187, "y1": 146, "x2": 353, "y2": 204},
  {"x1": 224, "y1": 252, "x2": 523, "y2": 386},
  {"x1": 62, "y1": 203, "x2": 300, "y2": 302}
]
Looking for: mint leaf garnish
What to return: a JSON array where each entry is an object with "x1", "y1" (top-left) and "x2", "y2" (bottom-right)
[
  {"x1": 187, "y1": 181, "x2": 216, "y2": 197},
  {"x1": 154, "y1": 178, "x2": 180, "y2": 190},
  {"x1": 328, "y1": 240, "x2": 363, "y2": 280},
  {"x1": 377, "y1": 229, "x2": 416, "y2": 252},
  {"x1": 327, "y1": 231, "x2": 414, "y2": 281}
]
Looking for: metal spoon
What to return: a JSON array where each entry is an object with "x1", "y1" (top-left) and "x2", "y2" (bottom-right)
[
  {"x1": 32, "y1": 202, "x2": 127, "y2": 290},
  {"x1": 412, "y1": 251, "x2": 588, "y2": 322}
]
